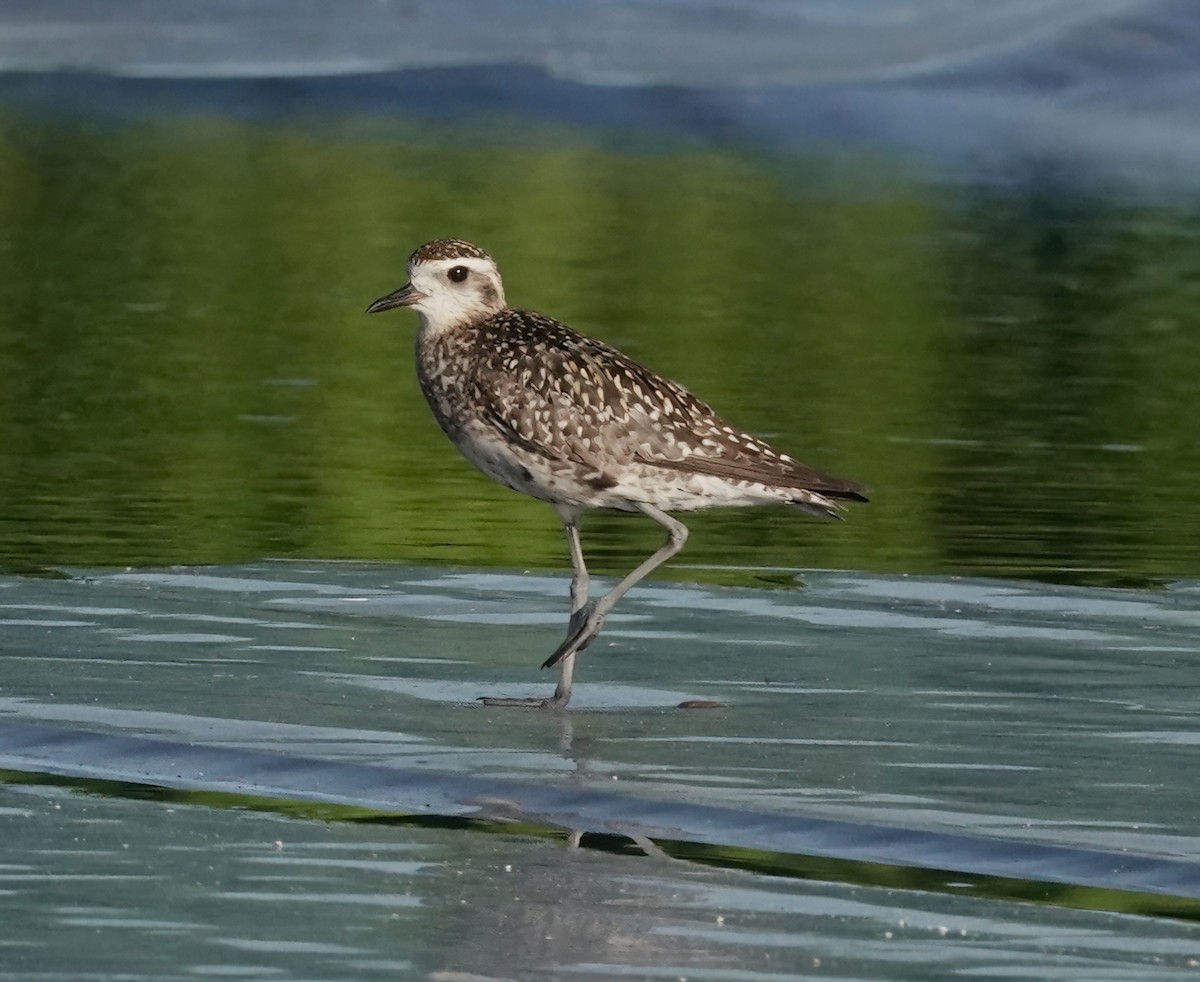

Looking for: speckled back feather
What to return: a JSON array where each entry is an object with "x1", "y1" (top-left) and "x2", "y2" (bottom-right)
[{"x1": 467, "y1": 310, "x2": 868, "y2": 508}]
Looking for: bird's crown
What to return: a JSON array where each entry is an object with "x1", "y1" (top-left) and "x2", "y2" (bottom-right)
[{"x1": 409, "y1": 238, "x2": 492, "y2": 266}]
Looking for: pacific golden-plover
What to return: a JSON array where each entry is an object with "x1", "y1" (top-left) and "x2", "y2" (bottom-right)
[{"x1": 367, "y1": 239, "x2": 867, "y2": 710}]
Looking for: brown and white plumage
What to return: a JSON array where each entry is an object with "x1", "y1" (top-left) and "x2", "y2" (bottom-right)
[{"x1": 368, "y1": 238, "x2": 867, "y2": 709}]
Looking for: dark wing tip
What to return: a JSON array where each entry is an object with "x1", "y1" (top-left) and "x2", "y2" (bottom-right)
[
  {"x1": 649, "y1": 452, "x2": 870, "y2": 504},
  {"x1": 827, "y1": 483, "x2": 869, "y2": 503}
]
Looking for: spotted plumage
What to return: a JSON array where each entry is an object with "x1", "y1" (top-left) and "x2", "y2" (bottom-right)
[
  {"x1": 367, "y1": 239, "x2": 867, "y2": 710},
  {"x1": 410, "y1": 238, "x2": 491, "y2": 263}
]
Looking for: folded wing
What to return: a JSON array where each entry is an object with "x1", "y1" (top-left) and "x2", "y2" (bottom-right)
[{"x1": 474, "y1": 311, "x2": 868, "y2": 504}]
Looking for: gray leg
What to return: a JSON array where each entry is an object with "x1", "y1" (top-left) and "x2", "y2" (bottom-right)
[
  {"x1": 563, "y1": 514, "x2": 591, "y2": 636},
  {"x1": 479, "y1": 503, "x2": 688, "y2": 710},
  {"x1": 479, "y1": 508, "x2": 589, "y2": 710},
  {"x1": 542, "y1": 502, "x2": 688, "y2": 669}
]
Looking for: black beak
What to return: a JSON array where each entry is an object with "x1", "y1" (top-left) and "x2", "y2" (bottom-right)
[{"x1": 366, "y1": 282, "x2": 424, "y2": 314}]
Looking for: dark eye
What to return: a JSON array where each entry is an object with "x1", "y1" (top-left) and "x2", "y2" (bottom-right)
[{"x1": 447, "y1": 265, "x2": 469, "y2": 283}]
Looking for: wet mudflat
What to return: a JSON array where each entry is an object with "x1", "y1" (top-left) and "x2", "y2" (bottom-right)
[{"x1": 2, "y1": 562, "x2": 1199, "y2": 978}]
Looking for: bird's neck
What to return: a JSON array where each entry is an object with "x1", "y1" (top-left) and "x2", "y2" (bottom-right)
[
  {"x1": 415, "y1": 312, "x2": 496, "y2": 368},
  {"x1": 415, "y1": 305, "x2": 504, "y2": 341}
]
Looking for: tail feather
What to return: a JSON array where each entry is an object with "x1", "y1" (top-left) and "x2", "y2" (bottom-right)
[{"x1": 791, "y1": 486, "x2": 866, "y2": 520}]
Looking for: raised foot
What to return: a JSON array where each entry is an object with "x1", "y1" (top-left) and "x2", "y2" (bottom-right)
[
  {"x1": 477, "y1": 694, "x2": 568, "y2": 711},
  {"x1": 542, "y1": 612, "x2": 605, "y2": 670}
]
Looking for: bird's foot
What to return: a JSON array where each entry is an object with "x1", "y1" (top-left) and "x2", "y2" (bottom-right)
[
  {"x1": 543, "y1": 607, "x2": 606, "y2": 670},
  {"x1": 477, "y1": 693, "x2": 569, "y2": 711},
  {"x1": 566, "y1": 600, "x2": 595, "y2": 637}
]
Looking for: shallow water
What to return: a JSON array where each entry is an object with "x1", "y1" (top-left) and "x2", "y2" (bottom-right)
[
  {"x1": 6, "y1": 778, "x2": 1199, "y2": 981},
  {"x1": 2, "y1": 562, "x2": 1200, "y2": 979},
  {"x1": 4, "y1": 562, "x2": 1200, "y2": 849}
]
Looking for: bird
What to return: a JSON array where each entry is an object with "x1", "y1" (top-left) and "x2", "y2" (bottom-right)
[{"x1": 367, "y1": 238, "x2": 867, "y2": 710}]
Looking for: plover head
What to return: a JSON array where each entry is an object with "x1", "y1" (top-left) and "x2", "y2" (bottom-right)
[{"x1": 366, "y1": 239, "x2": 506, "y2": 331}]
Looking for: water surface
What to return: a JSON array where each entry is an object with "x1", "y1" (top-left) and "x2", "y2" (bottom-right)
[
  {"x1": 0, "y1": 99, "x2": 1198, "y2": 586},
  {"x1": 2, "y1": 562, "x2": 1200, "y2": 979}
]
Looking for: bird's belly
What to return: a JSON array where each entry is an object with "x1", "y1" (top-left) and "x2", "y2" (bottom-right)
[
  {"x1": 451, "y1": 423, "x2": 799, "y2": 513},
  {"x1": 448, "y1": 424, "x2": 599, "y2": 507},
  {"x1": 607, "y1": 466, "x2": 794, "y2": 512}
]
